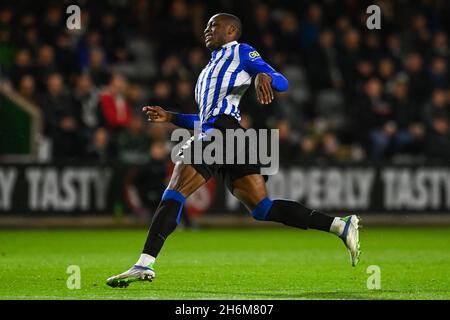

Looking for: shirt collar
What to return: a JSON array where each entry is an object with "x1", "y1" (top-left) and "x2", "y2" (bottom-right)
[
  {"x1": 211, "y1": 40, "x2": 238, "y2": 57},
  {"x1": 221, "y1": 40, "x2": 238, "y2": 49}
]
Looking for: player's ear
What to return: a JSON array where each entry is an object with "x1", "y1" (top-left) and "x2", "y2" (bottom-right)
[{"x1": 228, "y1": 24, "x2": 237, "y2": 37}]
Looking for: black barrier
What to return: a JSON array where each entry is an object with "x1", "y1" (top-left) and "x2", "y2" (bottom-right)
[
  {"x1": 219, "y1": 164, "x2": 450, "y2": 214},
  {"x1": 0, "y1": 164, "x2": 122, "y2": 214},
  {"x1": 1, "y1": 163, "x2": 450, "y2": 215}
]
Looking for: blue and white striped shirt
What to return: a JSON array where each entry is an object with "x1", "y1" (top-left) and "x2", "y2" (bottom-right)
[{"x1": 174, "y1": 41, "x2": 288, "y2": 131}]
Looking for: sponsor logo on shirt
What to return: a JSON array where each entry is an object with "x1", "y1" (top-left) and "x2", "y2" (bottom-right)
[{"x1": 249, "y1": 51, "x2": 260, "y2": 59}]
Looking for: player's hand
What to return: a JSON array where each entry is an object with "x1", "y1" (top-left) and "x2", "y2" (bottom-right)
[
  {"x1": 142, "y1": 106, "x2": 173, "y2": 123},
  {"x1": 255, "y1": 73, "x2": 274, "y2": 105}
]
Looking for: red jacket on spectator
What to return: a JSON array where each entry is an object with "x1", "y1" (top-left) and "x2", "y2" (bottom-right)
[{"x1": 100, "y1": 91, "x2": 132, "y2": 129}]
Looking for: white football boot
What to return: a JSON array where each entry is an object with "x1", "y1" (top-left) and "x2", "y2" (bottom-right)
[
  {"x1": 338, "y1": 215, "x2": 361, "y2": 267},
  {"x1": 106, "y1": 265, "x2": 155, "y2": 288}
]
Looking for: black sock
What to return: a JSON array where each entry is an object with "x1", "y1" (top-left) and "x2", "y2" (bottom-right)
[
  {"x1": 143, "y1": 190, "x2": 185, "y2": 257},
  {"x1": 308, "y1": 209, "x2": 335, "y2": 231},
  {"x1": 254, "y1": 198, "x2": 334, "y2": 232}
]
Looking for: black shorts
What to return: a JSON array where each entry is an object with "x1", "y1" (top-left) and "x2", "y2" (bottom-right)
[{"x1": 177, "y1": 115, "x2": 268, "y2": 193}]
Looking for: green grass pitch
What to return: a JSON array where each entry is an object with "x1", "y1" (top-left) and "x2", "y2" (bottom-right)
[{"x1": 0, "y1": 227, "x2": 449, "y2": 300}]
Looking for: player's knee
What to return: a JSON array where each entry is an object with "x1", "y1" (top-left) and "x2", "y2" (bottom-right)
[
  {"x1": 161, "y1": 189, "x2": 186, "y2": 204},
  {"x1": 251, "y1": 197, "x2": 273, "y2": 221},
  {"x1": 167, "y1": 163, "x2": 205, "y2": 197}
]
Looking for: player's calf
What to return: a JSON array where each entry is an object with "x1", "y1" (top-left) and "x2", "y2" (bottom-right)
[
  {"x1": 251, "y1": 197, "x2": 334, "y2": 231},
  {"x1": 250, "y1": 197, "x2": 361, "y2": 266}
]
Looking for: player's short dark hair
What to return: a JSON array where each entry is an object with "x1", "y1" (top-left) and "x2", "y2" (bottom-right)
[{"x1": 218, "y1": 13, "x2": 242, "y2": 40}]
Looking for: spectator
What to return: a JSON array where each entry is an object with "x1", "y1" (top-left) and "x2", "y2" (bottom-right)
[
  {"x1": 78, "y1": 31, "x2": 102, "y2": 69},
  {"x1": 85, "y1": 127, "x2": 115, "y2": 162},
  {"x1": 277, "y1": 11, "x2": 301, "y2": 63},
  {"x1": 117, "y1": 115, "x2": 150, "y2": 164},
  {"x1": 339, "y1": 29, "x2": 363, "y2": 98},
  {"x1": 99, "y1": 73, "x2": 132, "y2": 131},
  {"x1": 273, "y1": 90, "x2": 307, "y2": 129},
  {"x1": 305, "y1": 30, "x2": 342, "y2": 92},
  {"x1": 386, "y1": 33, "x2": 403, "y2": 66},
  {"x1": 34, "y1": 44, "x2": 57, "y2": 90},
  {"x1": 161, "y1": 54, "x2": 187, "y2": 81},
  {"x1": 353, "y1": 78, "x2": 393, "y2": 159},
  {"x1": 151, "y1": 80, "x2": 173, "y2": 107},
  {"x1": 17, "y1": 74, "x2": 38, "y2": 105},
  {"x1": 277, "y1": 119, "x2": 298, "y2": 162},
  {"x1": 86, "y1": 47, "x2": 110, "y2": 87},
  {"x1": 132, "y1": 141, "x2": 170, "y2": 217},
  {"x1": 364, "y1": 33, "x2": 383, "y2": 62},
  {"x1": 99, "y1": 12, "x2": 126, "y2": 63},
  {"x1": 0, "y1": 19, "x2": 15, "y2": 71},
  {"x1": 431, "y1": 31, "x2": 449, "y2": 58},
  {"x1": 296, "y1": 136, "x2": 319, "y2": 163},
  {"x1": 127, "y1": 83, "x2": 148, "y2": 115},
  {"x1": 9, "y1": 49, "x2": 34, "y2": 87},
  {"x1": 378, "y1": 58, "x2": 397, "y2": 92},
  {"x1": 20, "y1": 27, "x2": 41, "y2": 55},
  {"x1": 428, "y1": 56, "x2": 448, "y2": 88},
  {"x1": 40, "y1": 73, "x2": 81, "y2": 159},
  {"x1": 404, "y1": 52, "x2": 431, "y2": 105},
  {"x1": 160, "y1": 0, "x2": 197, "y2": 54},
  {"x1": 300, "y1": 4, "x2": 322, "y2": 50},
  {"x1": 427, "y1": 116, "x2": 450, "y2": 160},
  {"x1": 319, "y1": 132, "x2": 349, "y2": 162},
  {"x1": 388, "y1": 77, "x2": 425, "y2": 155},
  {"x1": 186, "y1": 47, "x2": 206, "y2": 75},
  {"x1": 72, "y1": 73, "x2": 100, "y2": 141},
  {"x1": 355, "y1": 59, "x2": 375, "y2": 89},
  {"x1": 148, "y1": 122, "x2": 169, "y2": 143},
  {"x1": 423, "y1": 88, "x2": 449, "y2": 127},
  {"x1": 173, "y1": 78, "x2": 196, "y2": 114},
  {"x1": 40, "y1": 4, "x2": 63, "y2": 45},
  {"x1": 249, "y1": 2, "x2": 274, "y2": 55},
  {"x1": 409, "y1": 14, "x2": 430, "y2": 56},
  {"x1": 54, "y1": 32, "x2": 78, "y2": 77}
]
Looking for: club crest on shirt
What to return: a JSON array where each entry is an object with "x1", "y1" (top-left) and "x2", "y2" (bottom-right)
[{"x1": 249, "y1": 51, "x2": 260, "y2": 59}]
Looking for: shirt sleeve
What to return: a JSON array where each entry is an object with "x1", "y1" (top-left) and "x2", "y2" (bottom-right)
[
  {"x1": 172, "y1": 113, "x2": 200, "y2": 130},
  {"x1": 239, "y1": 43, "x2": 289, "y2": 92}
]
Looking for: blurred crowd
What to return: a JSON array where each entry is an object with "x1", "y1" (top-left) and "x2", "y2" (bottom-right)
[{"x1": 1, "y1": 0, "x2": 450, "y2": 165}]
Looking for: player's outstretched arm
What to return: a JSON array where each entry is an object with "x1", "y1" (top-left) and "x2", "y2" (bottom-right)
[
  {"x1": 255, "y1": 73, "x2": 274, "y2": 105},
  {"x1": 143, "y1": 106, "x2": 173, "y2": 123},
  {"x1": 240, "y1": 43, "x2": 288, "y2": 104},
  {"x1": 143, "y1": 106, "x2": 200, "y2": 130}
]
